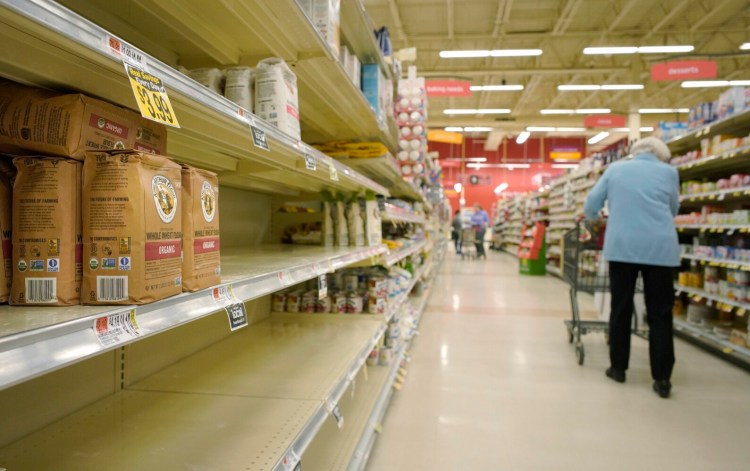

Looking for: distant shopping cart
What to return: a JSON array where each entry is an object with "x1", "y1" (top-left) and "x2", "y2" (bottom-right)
[
  {"x1": 460, "y1": 228, "x2": 477, "y2": 260},
  {"x1": 562, "y1": 221, "x2": 645, "y2": 365}
]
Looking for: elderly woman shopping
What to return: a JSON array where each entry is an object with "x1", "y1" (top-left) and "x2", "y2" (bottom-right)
[{"x1": 584, "y1": 137, "x2": 680, "y2": 399}]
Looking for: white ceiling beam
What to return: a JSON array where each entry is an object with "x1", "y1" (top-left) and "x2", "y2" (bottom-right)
[
  {"x1": 404, "y1": 27, "x2": 748, "y2": 42},
  {"x1": 420, "y1": 67, "x2": 626, "y2": 77},
  {"x1": 447, "y1": 0, "x2": 454, "y2": 40},
  {"x1": 690, "y1": 0, "x2": 735, "y2": 32},
  {"x1": 387, "y1": 0, "x2": 407, "y2": 43},
  {"x1": 606, "y1": 0, "x2": 641, "y2": 33},
  {"x1": 552, "y1": 0, "x2": 583, "y2": 36},
  {"x1": 642, "y1": 0, "x2": 691, "y2": 41}
]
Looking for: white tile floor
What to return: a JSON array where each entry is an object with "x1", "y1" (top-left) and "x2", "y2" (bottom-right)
[{"x1": 367, "y1": 250, "x2": 750, "y2": 470}]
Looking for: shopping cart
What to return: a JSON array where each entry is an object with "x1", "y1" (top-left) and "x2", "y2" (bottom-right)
[
  {"x1": 562, "y1": 221, "x2": 645, "y2": 365},
  {"x1": 460, "y1": 228, "x2": 477, "y2": 260}
]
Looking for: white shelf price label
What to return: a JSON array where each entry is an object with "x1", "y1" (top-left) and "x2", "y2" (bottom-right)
[
  {"x1": 250, "y1": 125, "x2": 270, "y2": 151},
  {"x1": 107, "y1": 36, "x2": 147, "y2": 69},
  {"x1": 122, "y1": 63, "x2": 180, "y2": 128},
  {"x1": 278, "y1": 270, "x2": 294, "y2": 287},
  {"x1": 304, "y1": 154, "x2": 316, "y2": 171},
  {"x1": 326, "y1": 400, "x2": 345, "y2": 429},
  {"x1": 280, "y1": 450, "x2": 301, "y2": 470},
  {"x1": 329, "y1": 165, "x2": 339, "y2": 181},
  {"x1": 213, "y1": 286, "x2": 248, "y2": 331},
  {"x1": 94, "y1": 309, "x2": 141, "y2": 347},
  {"x1": 318, "y1": 274, "x2": 328, "y2": 300}
]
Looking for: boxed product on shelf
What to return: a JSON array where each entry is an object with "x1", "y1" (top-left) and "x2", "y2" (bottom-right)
[
  {"x1": 297, "y1": 0, "x2": 341, "y2": 57},
  {"x1": 223, "y1": 67, "x2": 255, "y2": 112},
  {"x1": 254, "y1": 58, "x2": 301, "y2": 140},
  {"x1": 188, "y1": 68, "x2": 224, "y2": 94},
  {"x1": 181, "y1": 165, "x2": 221, "y2": 292},
  {"x1": 361, "y1": 64, "x2": 385, "y2": 122},
  {"x1": 0, "y1": 161, "x2": 11, "y2": 303},
  {"x1": 340, "y1": 46, "x2": 361, "y2": 89},
  {"x1": 11, "y1": 157, "x2": 81, "y2": 305},
  {"x1": 0, "y1": 81, "x2": 168, "y2": 159},
  {"x1": 82, "y1": 150, "x2": 182, "y2": 305}
]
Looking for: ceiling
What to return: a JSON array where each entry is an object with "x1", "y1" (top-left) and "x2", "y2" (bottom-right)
[{"x1": 361, "y1": 0, "x2": 750, "y2": 149}]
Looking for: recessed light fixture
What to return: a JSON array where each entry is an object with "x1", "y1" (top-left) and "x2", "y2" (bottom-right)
[
  {"x1": 588, "y1": 132, "x2": 610, "y2": 144},
  {"x1": 540, "y1": 109, "x2": 611, "y2": 115},
  {"x1": 454, "y1": 182, "x2": 463, "y2": 192},
  {"x1": 444, "y1": 127, "x2": 463, "y2": 132},
  {"x1": 558, "y1": 84, "x2": 644, "y2": 91},
  {"x1": 526, "y1": 126, "x2": 556, "y2": 132},
  {"x1": 516, "y1": 131, "x2": 530, "y2": 144},
  {"x1": 443, "y1": 109, "x2": 512, "y2": 115},
  {"x1": 612, "y1": 127, "x2": 655, "y2": 132},
  {"x1": 740, "y1": 43, "x2": 750, "y2": 50},
  {"x1": 470, "y1": 85, "x2": 525, "y2": 91},
  {"x1": 494, "y1": 183, "x2": 509, "y2": 194},
  {"x1": 440, "y1": 49, "x2": 543, "y2": 58},
  {"x1": 583, "y1": 45, "x2": 694, "y2": 55},
  {"x1": 638, "y1": 108, "x2": 689, "y2": 114},
  {"x1": 443, "y1": 127, "x2": 494, "y2": 132},
  {"x1": 681, "y1": 80, "x2": 750, "y2": 88}
]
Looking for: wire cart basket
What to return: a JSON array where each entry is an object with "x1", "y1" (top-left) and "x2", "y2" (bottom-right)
[
  {"x1": 460, "y1": 228, "x2": 477, "y2": 260},
  {"x1": 562, "y1": 221, "x2": 645, "y2": 365}
]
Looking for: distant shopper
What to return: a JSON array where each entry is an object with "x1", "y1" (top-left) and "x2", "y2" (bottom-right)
[
  {"x1": 584, "y1": 137, "x2": 679, "y2": 399},
  {"x1": 451, "y1": 209, "x2": 462, "y2": 254},
  {"x1": 471, "y1": 203, "x2": 490, "y2": 259}
]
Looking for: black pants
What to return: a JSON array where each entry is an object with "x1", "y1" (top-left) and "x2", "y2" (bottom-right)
[
  {"x1": 475, "y1": 229, "x2": 486, "y2": 257},
  {"x1": 609, "y1": 261, "x2": 675, "y2": 381},
  {"x1": 452, "y1": 231, "x2": 462, "y2": 253}
]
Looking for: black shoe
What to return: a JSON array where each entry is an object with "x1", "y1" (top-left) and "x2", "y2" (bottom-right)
[
  {"x1": 653, "y1": 380, "x2": 671, "y2": 398},
  {"x1": 606, "y1": 367, "x2": 626, "y2": 383}
]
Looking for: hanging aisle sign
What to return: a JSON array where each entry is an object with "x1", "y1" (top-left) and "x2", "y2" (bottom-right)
[
  {"x1": 651, "y1": 60, "x2": 717, "y2": 81},
  {"x1": 107, "y1": 36, "x2": 180, "y2": 128},
  {"x1": 425, "y1": 80, "x2": 472, "y2": 97}
]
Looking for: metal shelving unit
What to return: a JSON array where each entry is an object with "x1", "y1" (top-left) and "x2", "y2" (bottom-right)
[
  {"x1": 0, "y1": 244, "x2": 387, "y2": 391},
  {"x1": 681, "y1": 254, "x2": 750, "y2": 270},
  {"x1": 0, "y1": 0, "x2": 390, "y2": 197},
  {"x1": 383, "y1": 239, "x2": 428, "y2": 267},
  {"x1": 674, "y1": 284, "x2": 750, "y2": 311},
  {"x1": 382, "y1": 203, "x2": 426, "y2": 225},
  {"x1": 676, "y1": 146, "x2": 750, "y2": 179},
  {"x1": 667, "y1": 108, "x2": 750, "y2": 155},
  {"x1": 674, "y1": 317, "x2": 750, "y2": 372},
  {"x1": 679, "y1": 185, "x2": 750, "y2": 204}
]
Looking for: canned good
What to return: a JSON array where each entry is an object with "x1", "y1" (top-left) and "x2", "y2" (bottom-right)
[
  {"x1": 272, "y1": 292, "x2": 286, "y2": 312},
  {"x1": 344, "y1": 274, "x2": 359, "y2": 292},
  {"x1": 368, "y1": 296, "x2": 387, "y2": 315},
  {"x1": 379, "y1": 347, "x2": 394, "y2": 366},
  {"x1": 302, "y1": 291, "x2": 317, "y2": 313},
  {"x1": 368, "y1": 276, "x2": 388, "y2": 298},
  {"x1": 704, "y1": 266, "x2": 719, "y2": 283},
  {"x1": 329, "y1": 272, "x2": 344, "y2": 290},
  {"x1": 316, "y1": 296, "x2": 331, "y2": 313},
  {"x1": 331, "y1": 292, "x2": 347, "y2": 313},
  {"x1": 366, "y1": 347, "x2": 379, "y2": 366},
  {"x1": 286, "y1": 291, "x2": 302, "y2": 312},
  {"x1": 345, "y1": 292, "x2": 364, "y2": 314}
]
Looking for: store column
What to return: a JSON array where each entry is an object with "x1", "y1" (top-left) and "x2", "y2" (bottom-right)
[{"x1": 628, "y1": 112, "x2": 641, "y2": 143}]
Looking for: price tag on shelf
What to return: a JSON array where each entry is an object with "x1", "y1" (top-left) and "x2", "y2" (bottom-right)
[
  {"x1": 304, "y1": 154, "x2": 316, "y2": 171},
  {"x1": 280, "y1": 450, "x2": 301, "y2": 470},
  {"x1": 693, "y1": 295, "x2": 703, "y2": 302},
  {"x1": 737, "y1": 308, "x2": 746, "y2": 317},
  {"x1": 734, "y1": 192, "x2": 742, "y2": 197},
  {"x1": 721, "y1": 303, "x2": 733, "y2": 313},
  {"x1": 722, "y1": 347, "x2": 734, "y2": 354},
  {"x1": 707, "y1": 299, "x2": 714, "y2": 307},
  {"x1": 318, "y1": 274, "x2": 327, "y2": 300},
  {"x1": 329, "y1": 165, "x2": 339, "y2": 181},
  {"x1": 212, "y1": 285, "x2": 248, "y2": 331},
  {"x1": 123, "y1": 64, "x2": 180, "y2": 128},
  {"x1": 278, "y1": 270, "x2": 294, "y2": 286},
  {"x1": 94, "y1": 309, "x2": 141, "y2": 347},
  {"x1": 250, "y1": 125, "x2": 270, "y2": 151},
  {"x1": 718, "y1": 193, "x2": 726, "y2": 201},
  {"x1": 326, "y1": 400, "x2": 344, "y2": 429},
  {"x1": 107, "y1": 35, "x2": 147, "y2": 69}
]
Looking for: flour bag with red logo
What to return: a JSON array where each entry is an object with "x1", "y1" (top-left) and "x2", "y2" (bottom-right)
[{"x1": 181, "y1": 165, "x2": 220, "y2": 292}]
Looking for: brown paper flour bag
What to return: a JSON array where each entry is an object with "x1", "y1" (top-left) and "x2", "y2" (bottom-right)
[
  {"x1": 11, "y1": 157, "x2": 81, "y2": 305},
  {"x1": 181, "y1": 165, "x2": 221, "y2": 292},
  {"x1": 83, "y1": 151, "x2": 182, "y2": 305}
]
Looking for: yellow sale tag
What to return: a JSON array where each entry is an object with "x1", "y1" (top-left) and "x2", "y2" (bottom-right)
[
  {"x1": 693, "y1": 295, "x2": 702, "y2": 302},
  {"x1": 125, "y1": 64, "x2": 180, "y2": 127},
  {"x1": 392, "y1": 382, "x2": 402, "y2": 391},
  {"x1": 722, "y1": 347, "x2": 733, "y2": 354},
  {"x1": 737, "y1": 308, "x2": 746, "y2": 316}
]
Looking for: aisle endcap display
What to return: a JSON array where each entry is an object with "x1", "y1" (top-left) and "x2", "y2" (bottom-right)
[
  {"x1": 0, "y1": 0, "x2": 390, "y2": 198},
  {"x1": 0, "y1": 244, "x2": 387, "y2": 391}
]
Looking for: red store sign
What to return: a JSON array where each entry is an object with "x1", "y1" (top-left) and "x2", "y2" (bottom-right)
[
  {"x1": 584, "y1": 114, "x2": 626, "y2": 128},
  {"x1": 651, "y1": 60, "x2": 717, "y2": 81},
  {"x1": 425, "y1": 80, "x2": 472, "y2": 97}
]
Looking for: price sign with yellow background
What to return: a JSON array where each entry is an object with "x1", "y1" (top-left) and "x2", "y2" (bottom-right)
[{"x1": 124, "y1": 64, "x2": 180, "y2": 128}]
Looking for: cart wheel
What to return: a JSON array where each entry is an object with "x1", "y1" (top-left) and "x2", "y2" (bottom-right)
[
  {"x1": 567, "y1": 327, "x2": 574, "y2": 344},
  {"x1": 575, "y1": 343, "x2": 585, "y2": 365}
]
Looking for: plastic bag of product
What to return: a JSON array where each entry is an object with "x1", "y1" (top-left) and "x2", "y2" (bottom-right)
[
  {"x1": 189, "y1": 68, "x2": 224, "y2": 94},
  {"x1": 224, "y1": 67, "x2": 255, "y2": 112}
]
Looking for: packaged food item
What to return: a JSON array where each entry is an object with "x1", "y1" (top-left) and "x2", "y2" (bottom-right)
[
  {"x1": 316, "y1": 296, "x2": 331, "y2": 313},
  {"x1": 11, "y1": 157, "x2": 81, "y2": 305},
  {"x1": 298, "y1": 0, "x2": 341, "y2": 57},
  {"x1": 345, "y1": 292, "x2": 363, "y2": 313},
  {"x1": 334, "y1": 200, "x2": 348, "y2": 247},
  {"x1": 82, "y1": 151, "x2": 182, "y2": 305},
  {"x1": 254, "y1": 58, "x2": 301, "y2": 140},
  {"x1": 364, "y1": 198, "x2": 382, "y2": 246},
  {"x1": 0, "y1": 81, "x2": 167, "y2": 158},
  {"x1": 331, "y1": 291, "x2": 347, "y2": 313},
  {"x1": 181, "y1": 165, "x2": 221, "y2": 292},
  {"x1": 223, "y1": 67, "x2": 255, "y2": 112},
  {"x1": 286, "y1": 291, "x2": 302, "y2": 312},
  {"x1": 368, "y1": 296, "x2": 386, "y2": 315},
  {"x1": 0, "y1": 161, "x2": 13, "y2": 302},
  {"x1": 347, "y1": 198, "x2": 365, "y2": 247},
  {"x1": 272, "y1": 292, "x2": 286, "y2": 312},
  {"x1": 378, "y1": 346, "x2": 394, "y2": 365},
  {"x1": 344, "y1": 273, "x2": 359, "y2": 292},
  {"x1": 366, "y1": 347, "x2": 379, "y2": 366},
  {"x1": 302, "y1": 290, "x2": 317, "y2": 312},
  {"x1": 189, "y1": 68, "x2": 224, "y2": 94},
  {"x1": 368, "y1": 276, "x2": 387, "y2": 298}
]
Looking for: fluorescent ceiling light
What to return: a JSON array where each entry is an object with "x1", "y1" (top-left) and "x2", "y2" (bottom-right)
[
  {"x1": 467, "y1": 163, "x2": 482, "y2": 169},
  {"x1": 465, "y1": 157, "x2": 488, "y2": 162},
  {"x1": 641, "y1": 126, "x2": 654, "y2": 132},
  {"x1": 583, "y1": 45, "x2": 693, "y2": 55},
  {"x1": 454, "y1": 182, "x2": 463, "y2": 192},
  {"x1": 494, "y1": 183, "x2": 509, "y2": 194},
  {"x1": 440, "y1": 49, "x2": 542, "y2": 58},
  {"x1": 741, "y1": 43, "x2": 750, "y2": 50},
  {"x1": 467, "y1": 163, "x2": 530, "y2": 169},
  {"x1": 638, "y1": 108, "x2": 689, "y2": 114},
  {"x1": 540, "y1": 109, "x2": 574, "y2": 115},
  {"x1": 463, "y1": 127, "x2": 493, "y2": 132},
  {"x1": 588, "y1": 131, "x2": 610, "y2": 144},
  {"x1": 502, "y1": 164, "x2": 530, "y2": 169},
  {"x1": 558, "y1": 84, "x2": 600, "y2": 91},
  {"x1": 470, "y1": 85, "x2": 525, "y2": 91},
  {"x1": 557, "y1": 127, "x2": 587, "y2": 132},
  {"x1": 552, "y1": 164, "x2": 580, "y2": 169},
  {"x1": 558, "y1": 84, "x2": 643, "y2": 91},
  {"x1": 612, "y1": 126, "x2": 655, "y2": 132},
  {"x1": 527, "y1": 126, "x2": 556, "y2": 132},
  {"x1": 682, "y1": 80, "x2": 750, "y2": 88},
  {"x1": 601, "y1": 84, "x2": 644, "y2": 90},
  {"x1": 443, "y1": 109, "x2": 511, "y2": 115},
  {"x1": 576, "y1": 108, "x2": 611, "y2": 114},
  {"x1": 516, "y1": 131, "x2": 530, "y2": 144},
  {"x1": 444, "y1": 126, "x2": 463, "y2": 132}
]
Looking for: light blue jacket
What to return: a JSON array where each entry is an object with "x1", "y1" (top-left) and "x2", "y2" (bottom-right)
[{"x1": 584, "y1": 153, "x2": 680, "y2": 267}]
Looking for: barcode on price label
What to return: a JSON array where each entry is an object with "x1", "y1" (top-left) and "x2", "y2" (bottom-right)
[{"x1": 94, "y1": 309, "x2": 140, "y2": 347}]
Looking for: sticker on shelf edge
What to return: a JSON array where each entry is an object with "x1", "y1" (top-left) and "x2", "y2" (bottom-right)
[
  {"x1": 124, "y1": 63, "x2": 180, "y2": 128},
  {"x1": 250, "y1": 125, "x2": 270, "y2": 151},
  {"x1": 304, "y1": 154, "x2": 316, "y2": 171},
  {"x1": 107, "y1": 36, "x2": 147, "y2": 69},
  {"x1": 93, "y1": 309, "x2": 141, "y2": 347},
  {"x1": 213, "y1": 285, "x2": 248, "y2": 331},
  {"x1": 318, "y1": 274, "x2": 327, "y2": 300},
  {"x1": 329, "y1": 165, "x2": 339, "y2": 181}
]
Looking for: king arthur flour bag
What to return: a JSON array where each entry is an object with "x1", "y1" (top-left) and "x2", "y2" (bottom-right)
[
  {"x1": 182, "y1": 165, "x2": 221, "y2": 292},
  {"x1": 0, "y1": 161, "x2": 12, "y2": 302},
  {"x1": 83, "y1": 151, "x2": 182, "y2": 305},
  {"x1": 0, "y1": 81, "x2": 167, "y2": 159},
  {"x1": 11, "y1": 157, "x2": 81, "y2": 305}
]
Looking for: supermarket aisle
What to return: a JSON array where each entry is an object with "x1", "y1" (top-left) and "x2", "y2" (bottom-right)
[{"x1": 367, "y1": 251, "x2": 750, "y2": 471}]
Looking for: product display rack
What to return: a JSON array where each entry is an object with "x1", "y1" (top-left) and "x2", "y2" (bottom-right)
[
  {"x1": 382, "y1": 203, "x2": 427, "y2": 225},
  {"x1": 337, "y1": 156, "x2": 426, "y2": 203},
  {"x1": 0, "y1": 0, "x2": 391, "y2": 197},
  {"x1": 669, "y1": 106, "x2": 750, "y2": 369}
]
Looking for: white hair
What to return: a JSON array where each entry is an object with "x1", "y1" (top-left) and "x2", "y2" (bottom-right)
[{"x1": 631, "y1": 137, "x2": 671, "y2": 162}]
